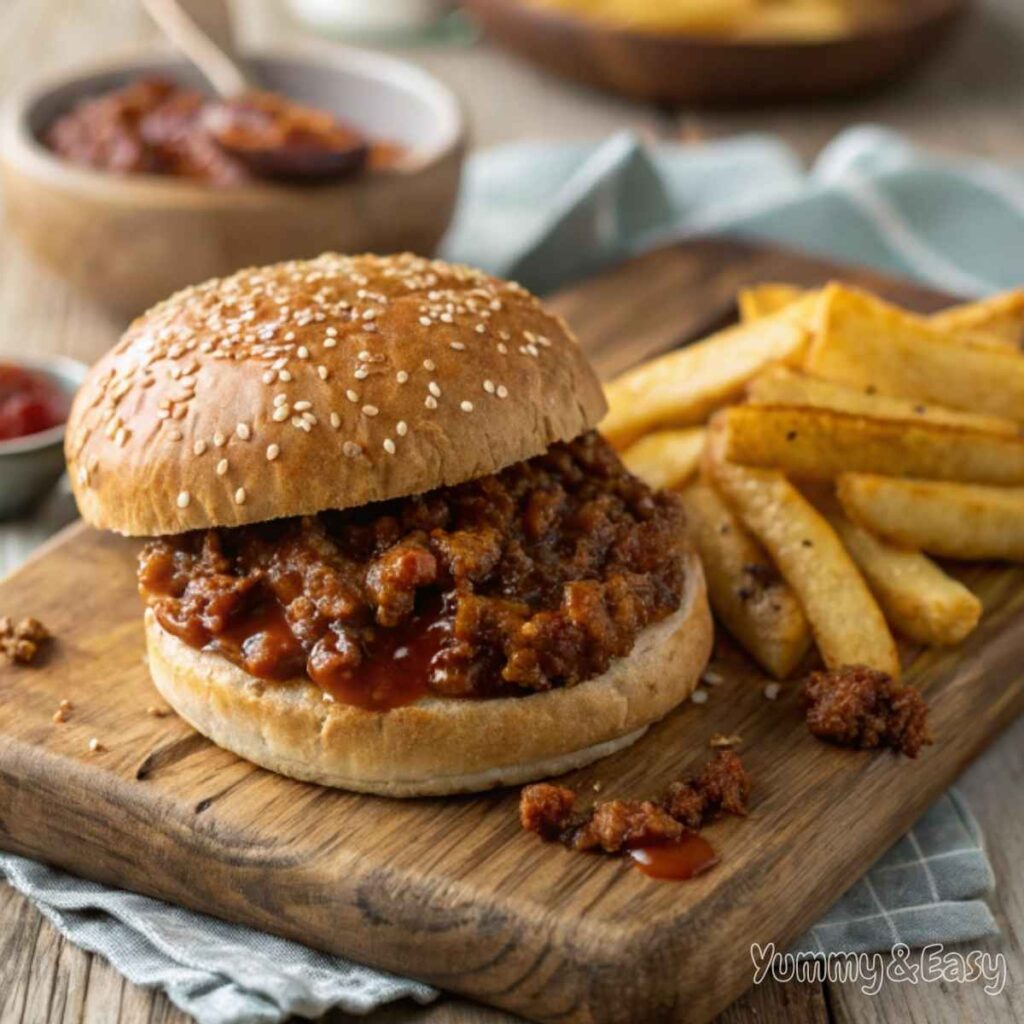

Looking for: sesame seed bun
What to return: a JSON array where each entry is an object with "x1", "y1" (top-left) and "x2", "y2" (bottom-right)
[
  {"x1": 66, "y1": 253, "x2": 607, "y2": 536},
  {"x1": 143, "y1": 550, "x2": 711, "y2": 797}
]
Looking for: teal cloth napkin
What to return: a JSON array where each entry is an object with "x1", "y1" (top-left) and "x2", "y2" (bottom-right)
[
  {"x1": 2, "y1": 125, "x2": 1010, "y2": 1023},
  {"x1": 444, "y1": 124, "x2": 1024, "y2": 298}
]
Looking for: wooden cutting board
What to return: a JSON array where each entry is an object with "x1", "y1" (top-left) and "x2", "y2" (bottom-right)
[{"x1": 1, "y1": 238, "x2": 1022, "y2": 1024}]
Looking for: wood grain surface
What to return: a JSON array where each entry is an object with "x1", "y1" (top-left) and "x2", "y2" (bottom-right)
[{"x1": 0, "y1": 239, "x2": 1021, "y2": 1024}]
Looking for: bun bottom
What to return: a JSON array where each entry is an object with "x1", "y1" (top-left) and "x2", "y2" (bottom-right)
[{"x1": 144, "y1": 550, "x2": 711, "y2": 797}]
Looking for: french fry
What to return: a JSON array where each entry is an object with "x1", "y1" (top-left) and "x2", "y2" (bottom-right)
[
  {"x1": 680, "y1": 481, "x2": 812, "y2": 678},
  {"x1": 621, "y1": 428, "x2": 706, "y2": 490},
  {"x1": 721, "y1": 405, "x2": 1024, "y2": 485},
  {"x1": 746, "y1": 367, "x2": 1020, "y2": 436},
  {"x1": 600, "y1": 303, "x2": 812, "y2": 448},
  {"x1": 740, "y1": 282, "x2": 1023, "y2": 351},
  {"x1": 803, "y1": 283, "x2": 1024, "y2": 420},
  {"x1": 738, "y1": 284, "x2": 810, "y2": 323},
  {"x1": 707, "y1": 425, "x2": 900, "y2": 677},
  {"x1": 838, "y1": 473, "x2": 1024, "y2": 562},
  {"x1": 817, "y1": 497, "x2": 982, "y2": 646},
  {"x1": 930, "y1": 290, "x2": 1024, "y2": 349}
]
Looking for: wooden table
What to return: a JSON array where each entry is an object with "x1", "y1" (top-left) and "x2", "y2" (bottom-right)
[{"x1": 1, "y1": 1, "x2": 1022, "y2": 1021}]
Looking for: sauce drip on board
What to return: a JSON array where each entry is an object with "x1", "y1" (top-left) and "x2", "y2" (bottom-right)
[{"x1": 629, "y1": 833, "x2": 719, "y2": 880}]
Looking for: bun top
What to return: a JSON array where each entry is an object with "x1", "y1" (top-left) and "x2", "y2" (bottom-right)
[{"x1": 66, "y1": 253, "x2": 607, "y2": 537}]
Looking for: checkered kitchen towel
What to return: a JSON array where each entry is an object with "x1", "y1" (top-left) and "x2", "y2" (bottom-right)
[{"x1": 2, "y1": 125, "x2": 1010, "y2": 1023}]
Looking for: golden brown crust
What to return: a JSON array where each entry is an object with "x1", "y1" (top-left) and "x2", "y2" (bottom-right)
[
  {"x1": 143, "y1": 551, "x2": 711, "y2": 797},
  {"x1": 67, "y1": 253, "x2": 607, "y2": 536}
]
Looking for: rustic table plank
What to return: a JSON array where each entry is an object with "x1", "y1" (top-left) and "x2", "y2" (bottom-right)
[{"x1": 828, "y1": 714, "x2": 1024, "y2": 1024}]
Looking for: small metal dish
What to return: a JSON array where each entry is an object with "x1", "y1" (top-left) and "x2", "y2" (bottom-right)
[{"x1": 0, "y1": 355, "x2": 88, "y2": 520}]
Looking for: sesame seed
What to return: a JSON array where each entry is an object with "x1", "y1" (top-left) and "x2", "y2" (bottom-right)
[
  {"x1": 346, "y1": 389, "x2": 359, "y2": 403},
  {"x1": 419, "y1": 316, "x2": 432, "y2": 327},
  {"x1": 483, "y1": 379, "x2": 495, "y2": 394},
  {"x1": 343, "y1": 441, "x2": 362, "y2": 457},
  {"x1": 354, "y1": 367, "x2": 368, "y2": 380},
  {"x1": 262, "y1": 370, "x2": 276, "y2": 384},
  {"x1": 317, "y1": 365, "x2": 329, "y2": 380},
  {"x1": 326, "y1": 326, "x2": 338, "y2": 337},
  {"x1": 166, "y1": 429, "x2": 181, "y2": 442},
  {"x1": 497, "y1": 343, "x2": 508, "y2": 355},
  {"x1": 88, "y1": 737, "x2": 105, "y2": 753},
  {"x1": 266, "y1": 444, "x2": 280, "y2": 461},
  {"x1": 396, "y1": 420, "x2": 408, "y2": 436},
  {"x1": 236, "y1": 423, "x2": 251, "y2": 441},
  {"x1": 460, "y1": 400, "x2": 474, "y2": 412},
  {"x1": 297, "y1": 346, "x2": 309, "y2": 359},
  {"x1": 293, "y1": 401, "x2": 312, "y2": 412},
  {"x1": 423, "y1": 359, "x2": 436, "y2": 371},
  {"x1": 428, "y1": 381, "x2": 441, "y2": 397},
  {"x1": 691, "y1": 688, "x2": 708, "y2": 705},
  {"x1": 383, "y1": 438, "x2": 396, "y2": 455},
  {"x1": 273, "y1": 394, "x2": 289, "y2": 407},
  {"x1": 176, "y1": 490, "x2": 191, "y2": 508},
  {"x1": 475, "y1": 324, "x2": 486, "y2": 334},
  {"x1": 450, "y1": 341, "x2": 466, "y2": 352},
  {"x1": 324, "y1": 337, "x2": 337, "y2": 349},
  {"x1": 396, "y1": 370, "x2": 409, "y2": 384},
  {"x1": 279, "y1": 370, "x2": 292, "y2": 382},
  {"x1": 234, "y1": 487, "x2": 247, "y2": 505},
  {"x1": 193, "y1": 440, "x2": 207, "y2": 456},
  {"x1": 358, "y1": 350, "x2": 371, "y2": 360},
  {"x1": 216, "y1": 459, "x2": 229, "y2": 476},
  {"x1": 330, "y1": 412, "x2": 341, "y2": 429},
  {"x1": 764, "y1": 683, "x2": 781, "y2": 701},
  {"x1": 702, "y1": 670, "x2": 724, "y2": 687},
  {"x1": 213, "y1": 432, "x2": 226, "y2": 447},
  {"x1": 362, "y1": 404, "x2": 379, "y2": 417},
  {"x1": 496, "y1": 385, "x2": 509, "y2": 399},
  {"x1": 425, "y1": 395, "x2": 438, "y2": 410}
]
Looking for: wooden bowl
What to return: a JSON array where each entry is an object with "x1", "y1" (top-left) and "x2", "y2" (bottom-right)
[
  {"x1": 464, "y1": 0, "x2": 969, "y2": 106},
  {"x1": 0, "y1": 44, "x2": 465, "y2": 316}
]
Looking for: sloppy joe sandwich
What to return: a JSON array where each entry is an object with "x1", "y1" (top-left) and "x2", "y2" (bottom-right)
[{"x1": 66, "y1": 253, "x2": 711, "y2": 796}]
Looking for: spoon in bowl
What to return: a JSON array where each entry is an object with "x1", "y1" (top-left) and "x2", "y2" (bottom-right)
[{"x1": 141, "y1": 0, "x2": 369, "y2": 182}]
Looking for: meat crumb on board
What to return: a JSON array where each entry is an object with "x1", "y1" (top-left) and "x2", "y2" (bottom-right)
[
  {"x1": 520, "y1": 750, "x2": 752, "y2": 854},
  {"x1": 1, "y1": 616, "x2": 51, "y2": 665},
  {"x1": 803, "y1": 665, "x2": 932, "y2": 758}
]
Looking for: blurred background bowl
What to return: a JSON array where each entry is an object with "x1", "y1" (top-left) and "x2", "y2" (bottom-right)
[
  {"x1": 463, "y1": 0, "x2": 969, "y2": 106},
  {"x1": 0, "y1": 356, "x2": 87, "y2": 521},
  {"x1": 0, "y1": 44, "x2": 465, "y2": 316}
]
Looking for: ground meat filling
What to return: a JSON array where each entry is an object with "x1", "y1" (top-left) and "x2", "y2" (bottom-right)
[
  {"x1": 138, "y1": 433, "x2": 687, "y2": 706},
  {"x1": 803, "y1": 665, "x2": 933, "y2": 758}
]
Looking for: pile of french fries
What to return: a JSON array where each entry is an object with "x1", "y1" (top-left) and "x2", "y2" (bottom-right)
[
  {"x1": 606, "y1": 281, "x2": 1024, "y2": 680},
  {"x1": 527, "y1": 0, "x2": 895, "y2": 42}
]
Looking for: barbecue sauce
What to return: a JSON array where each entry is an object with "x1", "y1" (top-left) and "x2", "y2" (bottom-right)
[{"x1": 629, "y1": 834, "x2": 719, "y2": 880}]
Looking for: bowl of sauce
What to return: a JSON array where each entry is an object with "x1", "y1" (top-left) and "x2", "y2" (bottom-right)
[
  {"x1": 0, "y1": 356, "x2": 87, "y2": 520},
  {"x1": 0, "y1": 46, "x2": 465, "y2": 315}
]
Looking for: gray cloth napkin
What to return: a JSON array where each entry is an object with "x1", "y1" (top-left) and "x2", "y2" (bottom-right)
[{"x1": 2, "y1": 128, "x2": 1008, "y2": 1023}]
